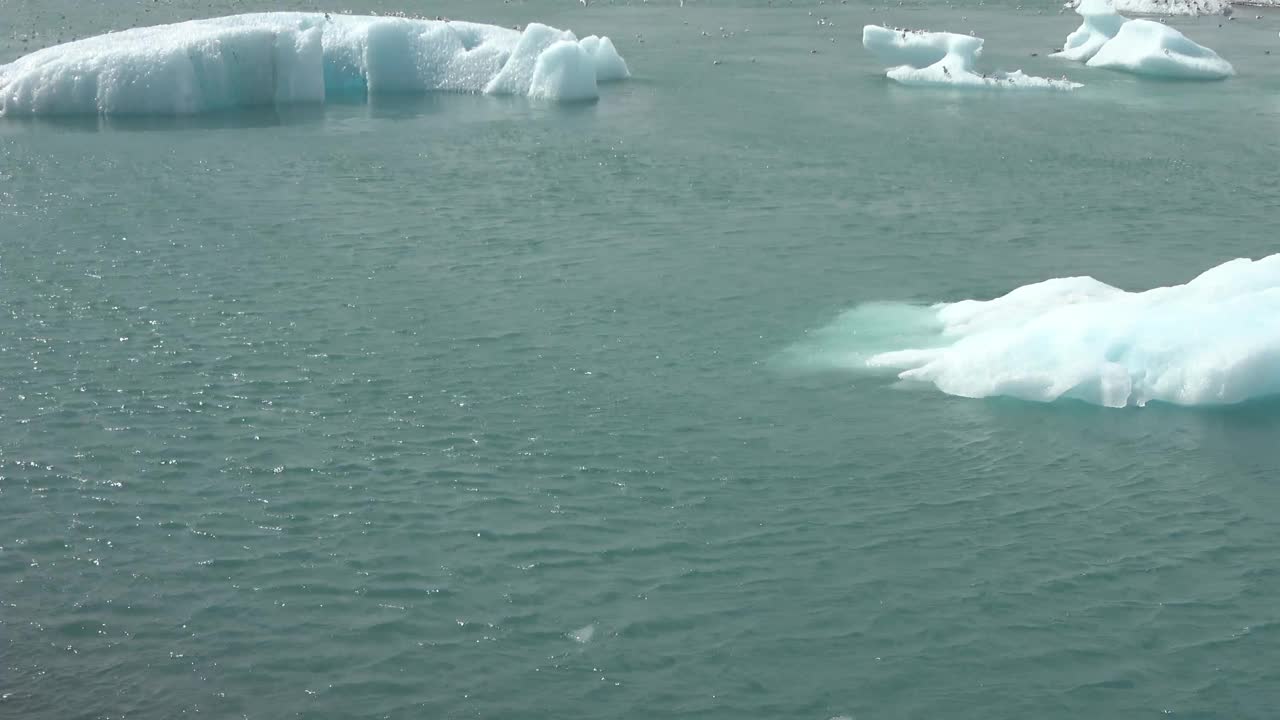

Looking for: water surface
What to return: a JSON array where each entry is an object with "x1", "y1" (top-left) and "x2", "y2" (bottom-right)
[{"x1": 4, "y1": 1, "x2": 1280, "y2": 718}]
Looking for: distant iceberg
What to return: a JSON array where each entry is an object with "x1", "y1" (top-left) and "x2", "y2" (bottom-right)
[
  {"x1": 1066, "y1": 0, "x2": 1231, "y2": 16},
  {"x1": 0, "y1": 12, "x2": 631, "y2": 115},
  {"x1": 855, "y1": 254, "x2": 1280, "y2": 408},
  {"x1": 862, "y1": 25, "x2": 1081, "y2": 91}
]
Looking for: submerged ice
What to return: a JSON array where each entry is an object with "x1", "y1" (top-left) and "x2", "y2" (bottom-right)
[
  {"x1": 1053, "y1": 0, "x2": 1233, "y2": 78},
  {"x1": 862, "y1": 26, "x2": 1081, "y2": 91},
  {"x1": 841, "y1": 255, "x2": 1280, "y2": 408},
  {"x1": 0, "y1": 12, "x2": 631, "y2": 114}
]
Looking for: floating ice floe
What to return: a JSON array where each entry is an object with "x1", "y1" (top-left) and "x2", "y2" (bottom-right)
[
  {"x1": 851, "y1": 254, "x2": 1280, "y2": 408},
  {"x1": 862, "y1": 25, "x2": 1081, "y2": 90},
  {"x1": 1053, "y1": 1, "x2": 1233, "y2": 78},
  {"x1": 0, "y1": 12, "x2": 631, "y2": 115}
]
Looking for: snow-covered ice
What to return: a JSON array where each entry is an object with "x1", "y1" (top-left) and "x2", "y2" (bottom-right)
[
  {"x1": 862, "y1": 25, "x2": 1081, "y2": 91},
  {"x1": 854, "y1": 254, "x2": 1280, "y2": 408},
  {"x1": 1085, "y1": 18, "x2": 1234, "y2": 79},
  {"x1": 0, "y1": 12, "x2": 631, "y2": 115},
  {"x1": 1052, "y1": 0, "x2": 1129, "y2": 62},
  {"x1": 1066, "y1": 0, "x2": 1232, "y2": 16}
]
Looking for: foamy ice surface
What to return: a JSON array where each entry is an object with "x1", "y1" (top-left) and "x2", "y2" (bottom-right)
[
  {"x1": 792, "y1": 255, "x2": 1280, "y2": 408},
  {"x1": 862, "y1": 25, "x2": 1082, "y2": 90},
  {"x1": 0, "y1": 12, "x2": 631, "y2": 115}
]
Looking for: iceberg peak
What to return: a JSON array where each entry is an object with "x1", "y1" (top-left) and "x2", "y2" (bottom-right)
[{"x1": 1052, "y1": 0, "x2": 1129, "y2": 62}]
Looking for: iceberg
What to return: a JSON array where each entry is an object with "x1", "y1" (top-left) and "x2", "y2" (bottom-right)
[
  {"x1": 0, "y1": 12, "x2": 631, "y2": 115},
  {"x1": 862, "y1": 25, "x2": 1081, "y2": 91},
  {"x1": 1052, "y1": 1, "x2": 1232, "y2": 79},
  {"x1": 1052, "y1": 0, "x2": 1129, "y2": 62},
  {"x1": 1085, "y1": 19, "x2": 1234, "y2": 79},
  {"x1": 849, "y1": 254, "x2": 1280, "y2": 408}
]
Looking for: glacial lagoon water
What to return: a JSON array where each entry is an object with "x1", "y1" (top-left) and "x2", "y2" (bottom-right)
[{"x1": 3, "y1": 1, "x2": 1280, "y2": 718}]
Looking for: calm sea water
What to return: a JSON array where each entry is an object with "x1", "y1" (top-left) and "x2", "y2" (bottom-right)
[{"x1": 4, "y1": 1, "x2": 1280, "y2": 718}]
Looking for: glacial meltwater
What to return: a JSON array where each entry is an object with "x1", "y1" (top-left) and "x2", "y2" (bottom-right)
[{"x1": 3, "y1": 0, "x2": 1280, "y2": 718}]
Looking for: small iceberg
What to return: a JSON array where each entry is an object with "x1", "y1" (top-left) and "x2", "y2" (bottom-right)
[
  {"x1": 1053, "y1": 1, "x2": 1232, "y2": 79},
  {"x1": 862, "y1": 25, "x2": 1081, "y2": 91},
  {"x1": 1065, "y1": 0, "x2": 1232, "y2": 16},
  {"x1": 1086, "y1": 19, "x2": 1234, "y2": 79},
  {"x1": 0, "y1": 12, "x2": 631, "y2": 115}
]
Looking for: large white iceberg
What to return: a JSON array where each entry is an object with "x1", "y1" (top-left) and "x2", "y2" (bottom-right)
[
  {"x1": 846, "y1": 254, "x2": 1280, "y2": 408},
  {"x1": 862, "y1": 25, "x2": 1081, "y2": 91},
  {"x1": 1053, "y1": 0, "x2": 1129, "y2": 62},
  {"x1": 0, "y1": 12, "x2": 631, "y2": 115},
  {"x1": 1053, "y1": 1, "x2": 1232, "y2": 79},
  {"x1": 1086, "y1": 18, "x2": 1234, "y2": 79}
]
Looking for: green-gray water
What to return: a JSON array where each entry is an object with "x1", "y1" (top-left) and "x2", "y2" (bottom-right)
[{"x1": 4, "y1": 1, "x2": 1280, "y2": 718}]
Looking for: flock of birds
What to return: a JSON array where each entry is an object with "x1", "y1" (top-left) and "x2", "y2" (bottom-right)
[{"x1": 1, "y1": 0, "x2": 1276, "y2": 66}]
